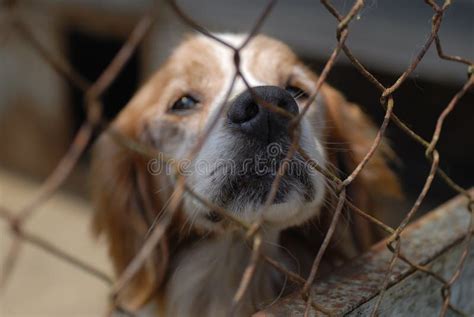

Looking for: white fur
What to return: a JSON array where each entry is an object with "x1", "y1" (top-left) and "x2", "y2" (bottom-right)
[{"x1": 165, "y1": 230, "x2": 282, "y2": 317}]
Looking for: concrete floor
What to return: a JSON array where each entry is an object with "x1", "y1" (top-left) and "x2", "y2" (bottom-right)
[{"x1": 0, "y1": 169, "x2": 113, "y2": 317}]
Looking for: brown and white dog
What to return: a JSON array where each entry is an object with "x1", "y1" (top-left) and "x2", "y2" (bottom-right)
[{"x1": 92, "y1": 34, "x2": 400, "y2": 316}]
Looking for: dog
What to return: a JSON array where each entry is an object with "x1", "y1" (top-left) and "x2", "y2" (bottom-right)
[{"x1": 92, "y1": 34, "x2": 400, "y2": 316}]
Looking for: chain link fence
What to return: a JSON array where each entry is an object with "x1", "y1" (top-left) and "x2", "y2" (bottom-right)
[{"x1": 0, "y1": 0, "x2": 473, "y2": 316}]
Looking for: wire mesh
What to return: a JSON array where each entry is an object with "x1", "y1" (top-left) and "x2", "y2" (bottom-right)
[{"x1": 0, "y1": 0, "x2": 473, "y2": 316}]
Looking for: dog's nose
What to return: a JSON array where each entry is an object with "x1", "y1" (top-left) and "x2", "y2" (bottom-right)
[{"x1": 227, "y1": 86, "x2": 299, "y2": 142}]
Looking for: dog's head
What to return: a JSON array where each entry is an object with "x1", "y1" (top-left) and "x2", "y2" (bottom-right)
[
  {"x1": 92, "y1": 34, "x2": 400, "y2": 310},
  {"x1": 143, "y1": 34, "x2": 327, "y2": 229}
]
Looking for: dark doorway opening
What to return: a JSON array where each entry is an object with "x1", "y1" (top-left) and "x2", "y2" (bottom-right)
[{"x1": 67, "y1": 28, "x2": 140, "y2": 136}]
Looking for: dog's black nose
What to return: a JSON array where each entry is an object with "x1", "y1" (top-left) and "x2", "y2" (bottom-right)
[{"x1": 227, "y1": 86, "x2": 299, "y2": 142}]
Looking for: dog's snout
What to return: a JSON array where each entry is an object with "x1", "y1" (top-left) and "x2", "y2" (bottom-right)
[{"x1": 227, "y1": 86, "x2": 299, "y2": 142}]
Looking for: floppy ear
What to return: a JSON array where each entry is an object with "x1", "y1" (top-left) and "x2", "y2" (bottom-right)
[
  {"x1": 91, "y1": 131, "x2": 168, "y2": 310},
  {"x1": 320, "y1": 84, "x2": 402, "y2": 249},
  {"x1": 321, "y1": 85, "x2": 401, "y2": 196}
]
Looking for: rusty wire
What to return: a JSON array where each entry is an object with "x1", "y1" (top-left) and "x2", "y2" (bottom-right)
[{"x1": 0, "y1": 0, "x2": 473, "y2": 316}]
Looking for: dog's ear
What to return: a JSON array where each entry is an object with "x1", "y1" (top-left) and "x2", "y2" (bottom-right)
[
  {"x1": 321, "y1": 85, "x2": 401, "y2": 197},
  {"x1": 321, "y1": 84, "x2": 402, "y2": 248},
  {"x1": 91, "y1": 131, "x2": 168, "y2": 310}
]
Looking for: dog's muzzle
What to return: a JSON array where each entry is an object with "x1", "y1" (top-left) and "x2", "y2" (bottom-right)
[
  {"x1": 189, "y1": 85, "x2": 322, "y2": 223},
  {"x1": 227, "y1": 86, "x2": 298, "y2": 143}
]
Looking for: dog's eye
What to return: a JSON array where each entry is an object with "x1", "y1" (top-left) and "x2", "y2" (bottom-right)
[
  {"x1": 170, "y1": 95, "x2": 199, "y2": 112},
  {"x1": 285, "y1": 85, "x2": 309, "y2": 100}
]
